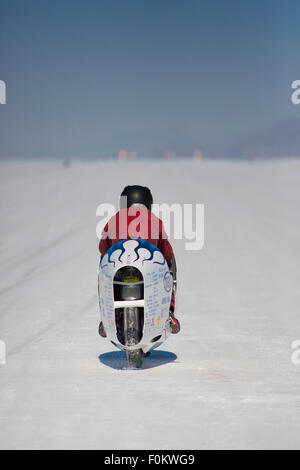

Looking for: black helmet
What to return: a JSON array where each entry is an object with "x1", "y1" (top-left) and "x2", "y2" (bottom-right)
[{"x1": 120, "y1": 185, "x2": 153, "y2": 210}]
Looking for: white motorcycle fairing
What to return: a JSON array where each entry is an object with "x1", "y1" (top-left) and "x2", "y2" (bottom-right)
[{"x1": 98, "y1": 238, "x2": 173, "y2": 354}]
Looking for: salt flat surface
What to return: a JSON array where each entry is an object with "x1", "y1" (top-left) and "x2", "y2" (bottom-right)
[{"x1": 0, "y1": 159, "x2": 300, "y2": 449}]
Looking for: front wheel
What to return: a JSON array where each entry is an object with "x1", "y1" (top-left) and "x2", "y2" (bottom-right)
[
  {"x1": 124, "y1": 307, "x2": 143, "y2": 369},
  {"x1": 126, "y1": 346, "x2": 143, "y2": 369}
]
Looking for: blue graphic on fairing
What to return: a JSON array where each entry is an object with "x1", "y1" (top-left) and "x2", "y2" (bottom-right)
[
  {"x1": 101, "y1": 238, "x2": 166, "y2": 268},
  {"x1": 100, "y1": 239, "x2": 126, "y2": 268},
  {"x1": 133, "y1": 238, "x2": 166, "y2": 266}
]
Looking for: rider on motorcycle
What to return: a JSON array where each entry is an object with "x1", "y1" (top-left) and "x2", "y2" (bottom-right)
[{"x1": 98, "y1": 185, "x2": 180, "y2": 337}]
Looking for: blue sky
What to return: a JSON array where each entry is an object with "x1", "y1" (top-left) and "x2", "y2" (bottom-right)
[{"x1": 0, "y1": 0, "x2": 300, "y2": 159}]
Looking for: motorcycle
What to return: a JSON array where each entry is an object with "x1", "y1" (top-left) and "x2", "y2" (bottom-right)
[{"x1": 98, "y1": 238, "x2": 174, "y2": 368}]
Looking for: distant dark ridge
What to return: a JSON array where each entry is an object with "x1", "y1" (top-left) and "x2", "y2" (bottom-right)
[{"x1": 231, "y1": 116, "x2": 300, "y2": 159}]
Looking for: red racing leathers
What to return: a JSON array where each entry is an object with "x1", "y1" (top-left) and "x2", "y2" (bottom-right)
[{"x1": 99, "y1": 206, "x2": 173, "y2": 265}]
